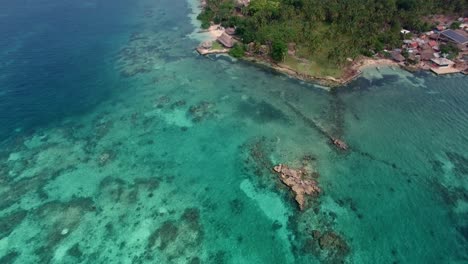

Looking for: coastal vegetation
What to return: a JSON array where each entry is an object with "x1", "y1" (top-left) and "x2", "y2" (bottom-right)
[
  {"x1": 439, "y1": 42, "x2": 459, "y2": 59},
  {"x1": 198, "y1": 0, "x2": 467, "y2": 69},
  {"x1": 228, "y1": 43, "x2": 246, "y2": 58}
]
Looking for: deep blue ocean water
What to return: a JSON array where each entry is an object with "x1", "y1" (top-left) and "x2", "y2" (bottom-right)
[
  {"x1": 0, "y1": 0, "x2": 467, "y2": 263},
  {"x1": 0, "y1": 0, "x2": 135, "y2": 139}
]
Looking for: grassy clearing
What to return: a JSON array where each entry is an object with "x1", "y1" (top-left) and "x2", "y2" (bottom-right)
[
  {"x1": 281, "y1": 53, "x2": 343, "y2": 78},
  {"x1": 211, "y1": 41, "x2": 224, "y2": 50},
  {"x1": 278, "y1": 23, "x2": 344, "y2": 78}
]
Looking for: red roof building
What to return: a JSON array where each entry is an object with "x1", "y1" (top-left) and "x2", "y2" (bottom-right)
[
  {"x1": 428, "y1": 40, "x2": 437, "y2": 47},
  {"x1": 410, "y1": 42, "x2": 418, "y2": 48}
]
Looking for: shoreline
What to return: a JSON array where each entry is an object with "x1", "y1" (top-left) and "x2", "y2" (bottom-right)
[
  {"x1": 239, "y1": 55, "x2": 401, "y2": 88},
  {"x1": 189, "y1": 21, "x2": 407, "y2": 87},
  {"x1": 188, "y1": 0, "x2": 466, "y2": 88}
]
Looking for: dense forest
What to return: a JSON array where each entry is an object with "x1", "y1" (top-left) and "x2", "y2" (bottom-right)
[{"x1": 198, "y1": 0, "x2": 468, "y2": 65}]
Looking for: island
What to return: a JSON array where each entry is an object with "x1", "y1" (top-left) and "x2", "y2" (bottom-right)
[
  {"x1": 273, "y1": 163, "x2": 321, "y2": 210},
  {"x1": 195, "y1": 0, "x2": 468, "y2": 86}
]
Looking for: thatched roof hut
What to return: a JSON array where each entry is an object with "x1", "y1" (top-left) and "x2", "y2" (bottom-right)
[
  {"x1": 235, "y1": 0, "x2": 250, "y2": 7},
  {"x1": 217, "y1": 33, "x2": 234, "y2": 48},
  {"x1": 225, "y1": 27, "x2": 236, "y2": 35},
  {"x1": 420, "y1": 49, "x2": 434, "y2": 61},
  {"x1": 391, "y1": 51, "x2": 405, "y2": 62}
]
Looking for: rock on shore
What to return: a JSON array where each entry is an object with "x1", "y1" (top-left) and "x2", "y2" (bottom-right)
[{"x1": 273, "y1": 164, "x2": 320, "y2": 210}]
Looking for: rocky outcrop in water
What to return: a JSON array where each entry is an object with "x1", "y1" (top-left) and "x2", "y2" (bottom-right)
[
  {"x1": 304, "y1": 230, "x2": 350, "y2": 263},
  {"x1": 273, "y1": 164, "x2": 320, "y2": 210},
  {"x1": 187, "y1": 101, "x2": 217, "y2": 122}
]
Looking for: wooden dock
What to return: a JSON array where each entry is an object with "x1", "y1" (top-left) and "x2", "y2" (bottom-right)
[
  {"x1": 430, "y1": 67, "x2": 462, "y2": 75},
  {"x1": 196, "y1": 47, "x2": 229, "y2": 55}
]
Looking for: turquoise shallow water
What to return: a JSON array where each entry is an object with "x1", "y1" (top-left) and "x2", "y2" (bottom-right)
[{"x1": 0, "y1": 0, "x2": 467, "y2": 263}]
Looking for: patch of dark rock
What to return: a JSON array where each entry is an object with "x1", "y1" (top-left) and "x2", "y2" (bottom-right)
[
  {"x1": 208, "y1": 250, "x2": 227, "y2": 264},
  {"x1": 67, "y1": 243, "x2": 83, "y2": 259},
  {"x1": 148, "y1": 220, "x2": 179, "y2": 250},
  {"x1": 243, "y1": 137, "x2": 275, "y2": 176},
  {"x1": 171, "y1": 100, "x2": 186, "y2": 109},
  {"x1": 0, "y1": 210, "x2": 27, "y2": 239},
  {"x1": 429, "y1": 159, "x2": 444, "y2": 174},
  {"x1": 31, "y1": 197, "x2": 96, "y2": 259},
  {"x1": 457, "y1": 225, "x2": 468, "y2": 241},
  {"x1": 165, "y1": 175, "x2": 175, "y2": 183},
  {"x1": 431, "y1": 181, "x2": 466, "y2": 206},
  {"x1": 345, "y1": 77, "x2": 372, "y2": 91},
  {"x1": 156, "y1": 96, "x2": 170, "y2": 106},
  {"x1": 36, "y1": 186, "x2": 49, "y2": 200},
  {"x1": 187, "y1": 101, "x2": 217, "y2": 122},
  {"x1": 236, "y1": 99, "x2": 288, "y2": 123},
  {"x1": 119, "y1": 241, "x2": 126, "y2": 250},
  {"x1": 105, "y1": 222, "x2": 114, "y2": 235},
  {"x1": 94, "y1": 120, "x2": 113, "y2": 140},
  {"x1": 318, "y1": 231, "x2": 349, "y2": 257},
  {"x1": 272, "y1": 220, "x2": 283, "y2": 231},
  {"x1": 0, "y1": 171, "x2": 50, "y2": 211},
  {"x1": 372, "y1": 74, "x2": 400, "y2": 87},
  {"x1": 328, "y1": 211, "x2": 337, "y2": 220},
  {"x1": 189, "y1": 257, "x2": 201, "y2": 264},
  {"x1": 337, "y1": 197, "x2": 360, "y2": 216},
  {"x1": 99, "y1": 176, "x2": 126, "y2": 202},
  {"x1": 0, "y1": 251, "x2": 20, "y2": 264},
  {"x1": 302, "y1": 238, "x2": 321, "y2": 256},
  {"x1": 134, "y1": 178, "x2": 160, "y2": 192},
  {"x1": 36, "y1": 197, "x2": 95, "y2": 217},
  {"x1": 34, "y1": 246, "x2": 54, "y2": 263},
  {"x1": 445, "y1": 152, "x2": 468, "y2": 176},
  {"x1": 229, "y1": 199, "x2": 244, "y2": 215},
  {"x1": 303, "y1": 230, "x2": 350, "y2": 263},
  {"x1": 181, "y1": 208, "x2": 200, "y2": 230}
]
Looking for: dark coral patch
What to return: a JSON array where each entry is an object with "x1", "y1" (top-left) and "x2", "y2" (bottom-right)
[
  {"x1": 445, "y1": 152, "x2": 468, "y2": 176},
  {"x1": 67, "y1": 243, "x2": 83, "y2": 259},
  {"x1": 303, "y1": 230, "x2": 350, "y2": 263},
  {"x1": 229, "y1": 199, "x2": 244, "y2": 215},
  {"x1": 134, "y1": 178, "x2": 160, "y2": 192},
  {"x1": 208, "y1": 250, "x2": 228, "y2": 264},
  {"x1": 181, "y1": 208, "x2": 200, "y2": 230},
  {"x1": 0, "y1": 251, "x2": 20, "y2": 264},
  {"x1": 98, "y1": 176, "x2": 127, "y2": 202},
  {"x1": 237, "y1": 99, "x2": 288, "y2": 123},
  {"x1": 0, "y1": 210, "x2": 27, "y2": 239},
  {"x1": 457, "y1": 225, "x2": 468, "y2": 242},
  {"x1": 189, "y1": 257, "x2": 201, "y2": 264},
  {"x1": 187, "y1": 101, "x2": 217, "y2": 123},
  {"x1": 31, "y1": 197, "x2": 96, "y2": 263},
  {"x1": 148, "y1": 220, "x2": 179, "y2": 250}
]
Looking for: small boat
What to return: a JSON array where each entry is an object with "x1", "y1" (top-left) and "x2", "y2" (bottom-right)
[{"x1": 332, "y1": 138, "x2": 348, "y2": 150}]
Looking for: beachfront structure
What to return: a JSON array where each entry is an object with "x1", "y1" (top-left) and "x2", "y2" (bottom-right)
[
  {"x1": 391, "y1": 51, "x2": 405, "y2": 62},
  {"x1": 420, "y1": 49, "x2": 434, "y2": 61},
  {"x1": 225, "y1": 27, "x2": 236, "y2": 35},
  {"x1": 431, "y1": 58, "x2": 454, "y2": 67},
  {"x1": 436, "y1": 25, "x2": 445, "y2": 31},
  {"x1": 200, "y1": 41, "x2": 212, "y2": 49},
  {"x1": 217, "y1": 33, "x2": 234, "y2": 48},
  {"x1": 440, "y1": 30, "x2": 468, "y2": 45},
  {"x1": 235, "y1": 0, "x2": 250, "y2": 7}
]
